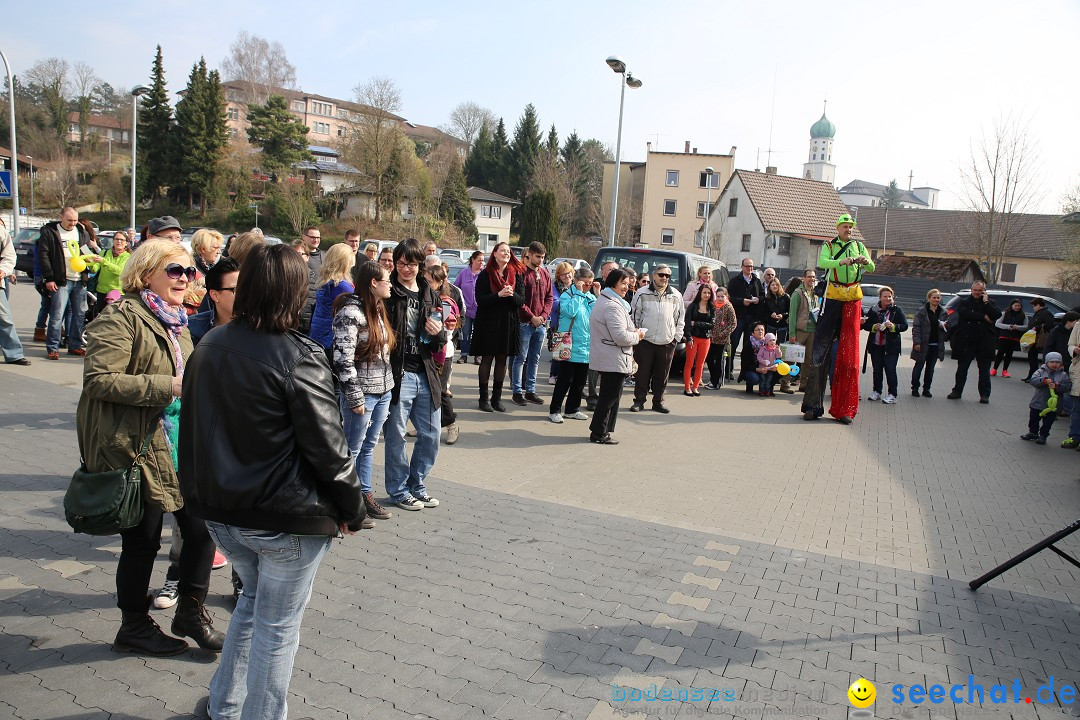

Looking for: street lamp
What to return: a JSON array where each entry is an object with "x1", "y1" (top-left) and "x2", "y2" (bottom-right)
[
  {"x1": 0, "y1": 48, "x2": 20, "y2": 237},
  {"x1": 129, "y1": 85, "x2": 150, "y2": 234},
  {"x1": 703, "y1": 166, "x2": 714, "y2": 257},
  {"x1": 605, "y1": 56, "x2": 643, "y2": 247},
  {"x1": 27, "y1": 155, "x2": 33, "y2": 218}
]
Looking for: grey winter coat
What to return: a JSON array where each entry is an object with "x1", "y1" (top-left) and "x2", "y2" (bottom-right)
[
  {"x1": 909, "y1": 303, "x2": 947, "y2": 362},
  {"x1": 1028, "y1": 365, "x2": 1072, "y2": 411},
  {"x1": 589, "y1": 292, "x2": 641, "y2": 374}
]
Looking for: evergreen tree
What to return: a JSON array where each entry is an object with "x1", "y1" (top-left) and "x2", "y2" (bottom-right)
[
  {"x1": 545, "y1": 124, "x2": 559, "y2": 157},
  {"x1": 246, "y1": 95, "x2": 312, "y2": 178},
  {"x1": 492, "y1": 118, "x2": 512, "y2": 198},
  {"x1": 509, "y1": 104, "x2": 542, "y2": 201},
  {"x1": 520, "y1": 190, "x2": 559, "y2": 257},
  {"x1": 465, "y1": 122, "x2": 495, "y2": 189},
  {"x1": 439, "y1": 158, "x2": 478, "y2": 238},
  {"x1": 881, "y1": 179, "x2": 904, "y2": 208},
  {"x1": 202, "y1": 69, "x2": 229, "y2": 216},
  {"x1": 139, "y1": 46, "x2": 176, "y2": 200},
  {"x1": 174, "y1": 59, "x2": 230, "y2": 215}
]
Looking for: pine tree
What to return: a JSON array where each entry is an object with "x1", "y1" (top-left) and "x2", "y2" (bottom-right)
[
  {"x1": 246, "y1": 95, "x2": 312, "y2": 179},
  {"x1": 545, "y1": 124, "x2": 559, "y2": 157},
  {"x1": 174, "y1": 60, "x2": 209, "y2": 209},
  {"x1": 520, "y1": 190, "x2": 559, "y2": 257},
  {"x1": 440, "y1": 158, "x2": 477, "y2": 238},
  {"x1": 491, "y1": 118, "x2": 512, "y2": 198},
  {"x1": 465, "y1": 122, "x2": 495, "y2": 189},
  {"x1": 509, "y1": 104, "x2": 541, "y2": 201},
  {"x1": 202, "y1": 69, "x2": 229, "y2": 216},
  {"x1": 139, "y1": 46, "x2": 175, "y2": 200}
]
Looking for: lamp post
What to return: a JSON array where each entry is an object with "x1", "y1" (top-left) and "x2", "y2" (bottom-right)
[
  {"x1": 129, "y1": 85, "x2": 150, "y2": 234},
  {"x1": 27, "y1": 155, "x2": 33, "y2": 218},
  {"x1": 605, "y1": 56, "x2": 642, "y2": 247},
  {"x1": 703, "y1": 166, "x2": 714, "y2": 257},
  {"x1": 0, "y1": 49, "x2": 20, "y2": 237}
]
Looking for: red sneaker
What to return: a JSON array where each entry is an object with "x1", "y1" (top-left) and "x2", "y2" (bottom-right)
[
  {"x1": 212, "y1": 550, "x2": 228, "y2": 570},
  {"x1": 990, "y1": 368, "x2": 997, "y2": 376},
  {"x1": 1002, "y1": 371, "x2": 1011, "y2": 378}
]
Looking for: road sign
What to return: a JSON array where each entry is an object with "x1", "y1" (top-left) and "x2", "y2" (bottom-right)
[{"x1": 0, "y1": 171, "x2": 10, "y2": 199}]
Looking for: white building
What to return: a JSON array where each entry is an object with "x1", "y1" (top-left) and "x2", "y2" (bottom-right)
[
  {"x1": 469, "y1": 187, "x2": 518, "y2": 251},
  {"x1": 838, "y1": 180, "x2": 939, "y2": 209},
  {"x1": 802, "y1": 110, "x2": 836, "y2": 185}
]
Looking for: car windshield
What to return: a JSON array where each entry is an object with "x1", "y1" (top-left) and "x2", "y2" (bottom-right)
[{"x1": 597, "y1": 251, "x2": 687, "y2": 290}]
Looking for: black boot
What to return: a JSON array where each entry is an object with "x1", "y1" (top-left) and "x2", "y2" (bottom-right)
[
  {"x1": 478, "y1": 385, "x2": 493, "y2": 412},
  {"x1": 491, "y1": 384, "x2": 507, "y2": 412},
  {"x1": 172, "y1": 596, "x2": 225, "y2": 652},
  {"x1": 114, "y1": 611, "x2": 189, "y2": 656}
]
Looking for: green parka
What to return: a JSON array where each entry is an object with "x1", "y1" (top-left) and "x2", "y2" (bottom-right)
[{"x1": 76, "y1": 295, "x2": 192, "y2": 513}]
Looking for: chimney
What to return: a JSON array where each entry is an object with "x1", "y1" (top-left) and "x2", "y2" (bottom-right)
[
  {"x1": 692, "y1": 147, "x2": 698, "y2": 154},
  {"x1": 730, "y1": 146, "x2": 737, "y2": 156},
  {"x1": 684, "y1": 140, "x2": 690, "y2": 153},
  {"x1": 646, "y1": 141, "x2": 652, "y2": 153},
  {"x1": 765, "y1": 166, "x2": 777, "y2": 175}
]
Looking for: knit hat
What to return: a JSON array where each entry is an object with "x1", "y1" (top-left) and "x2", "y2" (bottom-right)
[
  {"x1": 1045, "y1": 352, "x2": 1063, "y2": 364},
  {"x1": 764, "y1": 333, "x2": 777, "y2": 343}
]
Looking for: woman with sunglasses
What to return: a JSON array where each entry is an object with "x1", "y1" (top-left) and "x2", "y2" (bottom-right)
[{"x1": 76, "y1": 240, "x2": 224, "y2": 656}]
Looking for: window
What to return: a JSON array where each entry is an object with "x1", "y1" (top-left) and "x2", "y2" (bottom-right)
[
  {"x1": 480, "y1": 205, "x2": 491, "y2": 218},
  {"x1": 699, "y1": 172, "x2": 720, "y2": 188},
  {"x1": 741, "y1": 234, "x2": 751, "y2": 252},
  {"x1": 777, "y1": 237, "x2": 791, "y2": 256},
  {"x1": 696, "y1": 202, "x2": 714, "y2": 218},
  {"x1": 337, "y1": 126, "x2": 347, "y2": 137},
  {"x1": 1000, "y1": 263, "x2": 1017, "y2": 283},
  {"x1": 226, "y1": 107, "x2": 239, "y2": 121},
  {"x1": 291, "y1": 100, "x2": 306, "y2": 112},
  {"x1": 313, "y1": 122, "x2": 330, "y2": 134},
  {"x1": 666, "y1": 170, "x2": 679, "y2": 187},
  {"x1": 663, "y1": 199, "x2": 677, "y2": 216},
  {"x1": 729, "y1": 199, "x2": 738, "y2": 217},
  {"x1": 694, "y1": 231, "x2": 704, "y2": 249},
  {"x1": 812, "y1": 154, "x2": 816, "y2": 161},
  {"x1": 490, "y1": 206, "x2": 502, "y2": 219},
  {"x1": 227, "y1": 127, "x2": 238, "y2": 138},
  {"x1": 337, "y1": 109, "x2": 348, "y2": 119},
  {"x1": 661, "y1": 229, "x2": 675, "y2": 246},
  {"x1": 311, "y1": 101, "x2": 333, "y2": 116}
]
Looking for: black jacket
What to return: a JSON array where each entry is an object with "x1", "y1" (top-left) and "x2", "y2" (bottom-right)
[
  {"x1": 951, "y1": 294, "x2": 1001, "y2": 358},
  {"x1": 386, "y1": 274, "x2": 448, "y2": 408},
  {"x1": 764, "y1": 293, "x2": 789, "y2": 332},
  {"x1": 727, "y1": 272, "x2": 764, "y2": 321},
  {"x1": 684, "y1": 303, "x2": 715, "y2": 340},
  {"x1": 178, "y1": 321, "x2": 364, "y2": 535},
  {"x1": 299, "y1": 267, "x2": 317, "y2": 335},
  {"x1": 862, "y1": 303, "x2": 908, "y2": 354},
  {"x1": 37, "y1": 220, "x2": 91, "y2": 285},
  {"x1": 1046, "y1": 322, "x2": 1073, "y2": 371}
]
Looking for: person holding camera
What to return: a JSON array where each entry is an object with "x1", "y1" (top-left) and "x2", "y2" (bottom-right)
[{"x1": 947, "y1": 281, "x2": 1001, "y2": 403}]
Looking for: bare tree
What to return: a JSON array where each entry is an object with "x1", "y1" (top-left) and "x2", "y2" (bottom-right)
[
  {"x1": 72, "y1": 62, "x2": 100, "y2": 153},
  {"x1": 1049, "y1": 182, "x2": 1080, "y2": 291},
  {"x1": 221, "y1": 31, "x2": 297, "y2": 105},
  {"x1": 24, "y1": 58, "x2": 70, "y2": 138},
  {"x1": 444, "y1": 101, "x2": 496, "y2": 150},
  {"x1": 349, "y1": 76, "x2": 403, "y2": 222},
  {"x1": 273, "y1": 178, "x2": 318, "y2": 236},
  {"x1": 41, "y1": 153, "x2": 81, "y2": 209},
  {"x1": 955, "y1": 115, "x2": 1042, "y2": 284}
]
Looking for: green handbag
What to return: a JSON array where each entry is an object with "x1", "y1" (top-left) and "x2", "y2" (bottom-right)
[{"x1": 64, "y1": 425, "x2": 156, "y2": 535}]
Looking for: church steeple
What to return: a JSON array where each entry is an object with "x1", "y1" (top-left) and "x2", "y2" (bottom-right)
[{"x1": 803, "y1": 101, "x2": 836, "y2": 184}]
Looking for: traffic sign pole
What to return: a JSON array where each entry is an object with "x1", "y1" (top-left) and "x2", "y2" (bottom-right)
[{"x1": 0, "y1": 48, "x2": 20, "y2": 237}]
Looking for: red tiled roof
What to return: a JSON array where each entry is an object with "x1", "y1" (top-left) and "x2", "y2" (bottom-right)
[
  {"x1": 67, "y1": 112, "x2": 130, "y2": 130},
  {"x1": 732, "y1": 170, "x2": 863, "y2": 241}
]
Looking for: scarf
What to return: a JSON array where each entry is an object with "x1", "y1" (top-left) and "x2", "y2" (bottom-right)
[
  {"x1": 601, "y1": 287, "x2": 630, "y2": 312},
  {"x1": 140, "y1": 289, "x2": 188, "y2": 470}
]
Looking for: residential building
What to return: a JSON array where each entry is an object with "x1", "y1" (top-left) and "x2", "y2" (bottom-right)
[
  {"x1": 66, "y1": 112, "x2": 130, "y2": 145},
  {"x1": 839, "y1": 179, "x2": 939, "y2": 209},
  {"x1": 706, "y1": 169, "x2": 860, "y2": 271},
  {"x1": 334, "y1": 186, "x2": 417, "y2": 222},
  {"x1": 293, "y1": 145, "x2": 361, "y2": 194},
  {"x1": 853, "y1": 206, "x2": 1077, "y2": 288},
  {"x1": 469, "y1": 187, "x2": 518, "y2": 250},
  {"x1": 600, "y1": 141, "x2": 736, "y2": 255}
]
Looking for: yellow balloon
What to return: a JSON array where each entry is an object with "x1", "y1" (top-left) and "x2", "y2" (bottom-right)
[
  {"x1": 776, "y1": 361, "x2": 791, "y2": 376},
  {"x1": 69, "y1": 255, "x2": 87, "y2": 273}
]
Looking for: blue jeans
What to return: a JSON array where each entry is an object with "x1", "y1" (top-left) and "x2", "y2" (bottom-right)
[
  {"x1": 761, "y1": 370, "x2": 778, "y2": 393},
  {"x1": 512, "y1": 321, "x2": 547, "y2": 394},
  {"x1": 0, "y1": 283, "x2": 27, "y2": 362},
  {"x1": 38, "y1": 280, "x2": 65, "y2": 353},
  {"x1": 384, "y1": 371, "x2": 440, "y2": 502},
  {"x1": 744, "y1": 370, "x2": 763, "y2": 391},
  {"x1": 64, "y1": 281, "x2": 87, "y2": 351},
  {"x1": 338, "y1": 389, "x2": 391, "y2": 495},
  {"x1": 205, "y1": 522, "x2": 332, "y2": 720},
  {"x1": 460, "y1": 315, "x2": 475, "y2": 357},
  {"x1": 1068, "y1": 395, "x2": 1080, "y2": 442}
]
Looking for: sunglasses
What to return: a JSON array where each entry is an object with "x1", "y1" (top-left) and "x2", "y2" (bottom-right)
[
  {"x1": 164, "y1": 263, "x2": 197, "y2": 281},
  {"x1": 655, "y1": 273, "x2": 671, "y2": 279}
]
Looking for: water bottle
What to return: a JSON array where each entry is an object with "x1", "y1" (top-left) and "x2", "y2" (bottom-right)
[{"x1": 420, "y1": 307, "x2": 442, "y2": 344}]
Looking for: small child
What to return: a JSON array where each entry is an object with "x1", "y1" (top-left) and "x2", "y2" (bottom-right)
[
  {"x1": 756, "y1": 332, "x2": 783, "y2": 397},
  {"x1": 1022, "y1": 351, "x2": 1072, "y2": 444}
]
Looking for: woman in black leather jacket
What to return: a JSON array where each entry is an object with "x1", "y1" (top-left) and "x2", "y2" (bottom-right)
[{"x1": 179, "y1": 243, "x2": 364, "y2": 720}]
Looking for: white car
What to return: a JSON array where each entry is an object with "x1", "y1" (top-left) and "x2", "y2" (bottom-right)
[{"x1": 546, "y1": 257, "x2": 591, "y2": 275}]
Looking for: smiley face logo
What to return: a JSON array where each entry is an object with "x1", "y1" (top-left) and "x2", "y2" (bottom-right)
[{"x1": 848, "y1": 678, "x2": 876, "y2": 708}]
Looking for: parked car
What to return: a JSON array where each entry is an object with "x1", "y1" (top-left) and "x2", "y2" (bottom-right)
[
  {"x1": 445, "y1": 264, "x2": 467, "y2": 284},
  {"x1": 13, "y1": 227, "x2": 42, "y2": 278},
  {"x1": 439, "y1": 249, "x2": 474, "y2": 264},
  {"x1": 945, "y1": 290, "x2": 1069, "y2": 323},
  {"x1": 546, "y1": 257, "x2": 591, "y2": 275}
]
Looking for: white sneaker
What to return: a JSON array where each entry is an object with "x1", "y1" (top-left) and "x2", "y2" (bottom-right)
[
  {"x1": 548, "y1": 376, "x2": 557, "y2": 385},
  {"x1": 565, "y1": 411, "x2": 589, "y2": 420},
  {"x1": 882, "y1": 394, "x2": 896, "y2": 404},
  {"x1": 548, "y1": 412, "x2": 564, "y2": 423},
  {"x1": 154, "y1": 579, "x2": 179, "y2": 609},
  {"x1": 445, "y1": 422, "x2": 459, "y2": 444},
  {"x1": 868, "y1": 391, "x2": 881, "y2": 401}
]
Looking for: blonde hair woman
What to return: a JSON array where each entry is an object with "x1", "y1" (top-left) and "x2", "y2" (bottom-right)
[
  {"x1": 77, "y1": 240, "x2": 223, "y2": 655},
  {"x1": 190, "y1": 229, "x2": 225, "y2": 274},
  {"x1": 224, "y1": 231, "x2": 265, "y2": 266},
  {"x1": 310, "y1": 243, "x2": 357, "y2": 349}
]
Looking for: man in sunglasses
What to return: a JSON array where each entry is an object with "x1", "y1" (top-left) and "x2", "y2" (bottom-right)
[{"x1": 629, "y1": 264, "x2": 685, "y2": 414}]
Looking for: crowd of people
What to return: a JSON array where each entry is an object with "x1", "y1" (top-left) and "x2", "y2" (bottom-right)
[{"x1": 1, "y1": 206, "x2": 1075, "y2": 719}]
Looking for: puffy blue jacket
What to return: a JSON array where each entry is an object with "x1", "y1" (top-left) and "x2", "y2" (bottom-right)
[{"x1": 555, "y1": 285, "x2": 595, "y2": 364}]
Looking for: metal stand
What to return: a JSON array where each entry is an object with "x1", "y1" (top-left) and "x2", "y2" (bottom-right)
[{"x1": 969, "y1": 518, "x2": 1080, "y2": 590}]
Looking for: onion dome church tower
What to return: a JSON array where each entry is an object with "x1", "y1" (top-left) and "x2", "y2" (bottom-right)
[{"x1": 803, "y1": 103, "x2": 836, "y2": 184}]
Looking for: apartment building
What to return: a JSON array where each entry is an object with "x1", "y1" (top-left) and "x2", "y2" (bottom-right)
[{"x1": 600, "y1": 141, "x2": 736, "y2": 256}]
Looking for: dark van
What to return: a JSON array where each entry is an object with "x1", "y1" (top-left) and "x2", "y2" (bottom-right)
[{"x1": 591, "y1": 247, "x2": 729, "y2": 293}]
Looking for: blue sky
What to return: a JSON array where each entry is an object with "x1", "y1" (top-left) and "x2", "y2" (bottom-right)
[{"x1": 9, "y1": 0, "x2": 1078, "y2": 212}]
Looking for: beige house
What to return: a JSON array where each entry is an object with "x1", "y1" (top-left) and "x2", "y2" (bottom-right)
[
  {"x1": 469, "y1": 187, "x2": 518, "y2": 251},
  {"x1": 852, "y1": 207, "x2": 1077, "y2": 288},
  {"x1": 600, "y1": 141, "x2": 735, "y2": 256},
  {"x1": 66, "y1": 112, "x2": 130, "y2": 145}
]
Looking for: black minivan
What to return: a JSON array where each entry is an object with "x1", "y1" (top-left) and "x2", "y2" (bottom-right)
[{"x1": 591, "y1": 247, "x2": 729, "y2": 293}]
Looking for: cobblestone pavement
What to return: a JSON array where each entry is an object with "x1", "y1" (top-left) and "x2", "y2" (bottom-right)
[{"x1": 1, "y1": 281, "x2": 1079, "y2": 720}]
